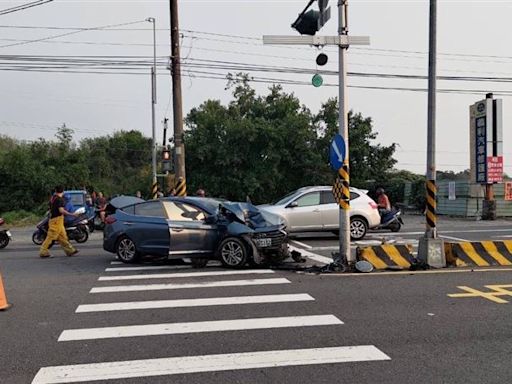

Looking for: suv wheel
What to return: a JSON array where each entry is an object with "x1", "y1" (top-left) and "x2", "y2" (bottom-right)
[{"x1": 350, "y1": 217, "x2": 368, "y2": 240}]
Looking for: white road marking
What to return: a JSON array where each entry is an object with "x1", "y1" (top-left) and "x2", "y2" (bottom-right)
[
  {"x1": 110, "y1": 261, "x2": 122, "y2": 265},
  {"x1": 32, "y1": 346, "x2": 390, "y2": 383},
  {"x1": 90, "y1": 278, "x2": 291, "y2": 293},
  {"x1": 439, "y1": 235, "x2": 469, "y2": 242},
  {"x1": 290, "y1": 239, "x2": 313, "y2": 249},
  {"x1": 289, "y1": 245, "x2": 332, "y2": 265},
  {"x1": 104, "y1": 265, "x2": 191, "y2": 272},
  {"x1": 98, "y1": 269, "x2": 275, "y2": 281},
  {"x1": 58, "y1": 315, "x2": 342, "y2": 341},
  {"x1": 75, "y1": 293, "x2": 315, "y2": 313}
]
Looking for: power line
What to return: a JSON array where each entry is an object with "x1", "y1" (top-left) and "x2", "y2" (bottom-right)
[
  {"x1": 0, "y1": 19, "x2": 147, "y2": 49},
  {"x1": 0, "y1": 0, "x2": 53, "y2": 16}
]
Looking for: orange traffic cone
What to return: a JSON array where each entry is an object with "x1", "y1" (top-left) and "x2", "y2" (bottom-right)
[{"x1": 0, "y1": 271, "x2": 11, "y2": 311}]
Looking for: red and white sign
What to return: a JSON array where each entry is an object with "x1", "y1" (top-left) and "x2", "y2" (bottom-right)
[{"x1": 487, "y1": 156, "x2": 503, "y2": 183}]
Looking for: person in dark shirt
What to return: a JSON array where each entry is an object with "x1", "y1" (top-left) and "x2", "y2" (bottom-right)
[{"x1": 39, "y1": 185, "x2": 80, "y2": 258}]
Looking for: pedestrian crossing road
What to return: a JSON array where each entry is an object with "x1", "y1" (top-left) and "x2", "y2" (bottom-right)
[{"x1": 32, "y1": 262, "x2": 391, "y2": 383}]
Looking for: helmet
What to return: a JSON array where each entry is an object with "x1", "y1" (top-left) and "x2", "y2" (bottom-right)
[
  {"x1": 376, "y1": 187, "x2": 385, "y2": 195},
  {"x1": 63, "y1": 193, "x2": 71, "y2": 202}
]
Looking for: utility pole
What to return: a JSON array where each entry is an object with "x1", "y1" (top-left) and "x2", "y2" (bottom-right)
[
  {"x1": 337, "y1": 0, "x2": 351, "y2": 266},
  {"x1": 170, "y1": 0, "x2": 186, "y2": 184},
  {"x1": 418, "y1": 0, "x2": 445, "y2": 268},
  {"x1": 147, "y1": 17, "x2": 158, "y2": 199},
  {"x1": 263, "y1": 0, "x2": 368, "y2": 269}
]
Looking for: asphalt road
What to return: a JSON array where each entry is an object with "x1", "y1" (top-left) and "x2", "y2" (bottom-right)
[{"x1": 1, "y1": 216, "x2": 512, "y2": 383}]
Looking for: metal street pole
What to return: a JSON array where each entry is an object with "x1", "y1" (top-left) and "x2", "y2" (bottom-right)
[
  {"x1": 336, "y1": 0, "x2": 351, "y2": 266},
  {"x1": 418, "y1": 0, "x2": 445, "y2": 268},
  {"x1": 170, "y1": 0, "x2": 186, "y2": 182},
  {"x1": 425, "y1": 0, "x2": 437, "y2": 238},
  {"x1": 146, "y1": 17, "x2": 158, "y2": 198}
]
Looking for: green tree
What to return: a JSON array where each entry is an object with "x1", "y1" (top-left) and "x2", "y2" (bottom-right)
[
  {"x1": 315, "y1": 98, "x2": 397, "y2": 187},
  {"x1": 185, "y1": 80, "x2": 325, "y2": 203}
]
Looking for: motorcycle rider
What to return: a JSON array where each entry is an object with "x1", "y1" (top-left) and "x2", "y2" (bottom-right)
[
  {"x1": 63, "y1": 193, "x2": 75, "y2": 225},
  {"x1": 39, "y1": 185, "x2": 80, "y2": 258},
  {"x1": 375, "y1": 187, "x2": 391, "y2": 216}
]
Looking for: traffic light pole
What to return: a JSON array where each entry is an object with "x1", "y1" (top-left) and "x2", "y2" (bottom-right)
[
  {"x1": 170, "y1": 0, "x2": 186, "y2": 183},
  {"x1": 336, "y1": 0, "x2": 351, "y2": 266},
  {"x1": 147, "y1": 17, "x2": 158, "y2": 199}
]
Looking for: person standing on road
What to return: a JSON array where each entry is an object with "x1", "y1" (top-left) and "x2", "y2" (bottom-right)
[
  {"x1": 39, "y1": 185, "x2": 80, "y2": 258},
  {"x1": 195, "y1": 188, "x2": 206, "y2": 197},
  {"x1": 95, "y1": 191, "x2": 107, "y2": 223}
]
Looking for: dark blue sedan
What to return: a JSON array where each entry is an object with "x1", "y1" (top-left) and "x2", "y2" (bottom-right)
[{"x1": 103, "y1": 197, "x2": 289, "y2": 267}]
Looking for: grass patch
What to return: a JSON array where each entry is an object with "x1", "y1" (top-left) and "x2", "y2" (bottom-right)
[{"x1": 2, "y1": 210, "x2": 41, "y2": 227}]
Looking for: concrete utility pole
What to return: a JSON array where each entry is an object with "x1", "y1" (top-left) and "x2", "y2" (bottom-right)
[
  {"x1": 337, "y1": 0, "x2": 351, "y2": 266},
  {"x1": 170, "y1": 0, "x2": 186, "y2": 182},
  {"x1": 418, "y1": 0, "x2": 445, "y2": 268},
  {"x1": 147, "y1": 17, "x2": 158, "y2": 199}
]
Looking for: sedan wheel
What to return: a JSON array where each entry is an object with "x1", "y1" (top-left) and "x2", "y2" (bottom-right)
[
  {"x1": 219, "y1": 238, "x2": 248, "y2": 268},
  {"x1": 116, "y1": 237, "x2": 139, "y2": 263},
  {"x1": 350, "y1": 217, "x2": 368, "y2": 241}
]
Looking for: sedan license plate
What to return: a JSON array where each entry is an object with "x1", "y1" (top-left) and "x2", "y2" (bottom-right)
[{"x1": 255, "y1": 238, "x2": 272, "y2": 248}]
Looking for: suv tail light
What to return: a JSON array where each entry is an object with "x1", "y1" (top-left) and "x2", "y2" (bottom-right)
[
  {"x1": 369, "y1": 202, "x2": 378, "y2": 210},
  {"x1": 104, "y1": 216, "x2": 117, "y2": 225}
]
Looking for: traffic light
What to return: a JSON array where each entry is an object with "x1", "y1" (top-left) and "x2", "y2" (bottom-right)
[
  {"x1": 292, "y1": 9, "x2": 321, "y2": 36},
  {"x1": 162, "y1": 147, "x2": 172, "y2": 172},
  {"x1": 291, "y1": 0, "x2": 330, "y2": 36}
]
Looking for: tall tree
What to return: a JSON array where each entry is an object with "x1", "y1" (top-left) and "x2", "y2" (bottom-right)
[{"x1": 315, "y1": 98, "x2": 397, "y2": 187}]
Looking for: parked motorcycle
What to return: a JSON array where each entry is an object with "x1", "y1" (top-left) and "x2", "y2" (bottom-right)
[
  {"x1": 374, "y1": 208, "x2": 404, "y2": 232},
  {"x1": 0, "y1": 218, "x2": 12, "y2": 249},
  {"x1": 32, "y1": 207, "x2": 89, "y2": 246}
]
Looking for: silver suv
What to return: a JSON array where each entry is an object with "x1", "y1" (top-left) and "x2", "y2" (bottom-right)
[{"x1": 259, "y1": 186, "x2": 381, "y2": 240}]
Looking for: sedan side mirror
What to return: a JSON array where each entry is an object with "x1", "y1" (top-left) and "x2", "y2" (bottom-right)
[{"x1": 286, "y1": 201, "x2": 298, "y2": 208}]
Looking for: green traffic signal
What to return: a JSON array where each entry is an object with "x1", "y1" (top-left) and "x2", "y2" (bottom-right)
[{"x1": 312, "y1": 74, "x2": 323, "y2": 87}]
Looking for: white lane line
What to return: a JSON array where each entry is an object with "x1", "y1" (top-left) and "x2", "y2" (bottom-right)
[
  {"x1": 90, "y1": 278, "x2": 291, "y2": 294},
  {"x1": 75, "y1": 293, "x2": 315, "y2": 313},
  {"x1": 290, "y1": 240, "x2": 313, "y2": 249},
  {"x1": 289, "y1": 245, "x2": 332, "y2": 265},
  {"x1": 105, "y1": 265, "x2": 192, "y2": 272},
  {"x1": 110, "y1": 261, "x2": 122, "y2": 265},
  {"x1": 98, "y1": 269, "x2": 275, "y2": 281},
  {"x1": 58, "y1": 315, "x2": 342, "y2": 341},
  {"x1": 32, "y1": 346, "x2": 390, "y2": 383},
  {"x1": 439, "y1": 235, "x2": 469, "y2": 242}
]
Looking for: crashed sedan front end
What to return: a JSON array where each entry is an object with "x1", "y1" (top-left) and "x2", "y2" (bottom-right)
[{"x1": 220, "y1": 202, "x2": 291, "y2": 265}]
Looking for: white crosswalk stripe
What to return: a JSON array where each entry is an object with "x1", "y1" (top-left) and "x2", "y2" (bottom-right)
[
  {"x1": 58, "y1": 315, "x2": 343, "y2": 341},
  {"x1": 32, "y1": 346, "x2": 391, "y2": 384},
  {"x1": 90, "y1": 277, "x2": 291, "y2": 293},
  {"x1": 98, "y1": 269, "x2": 275, "y2": 281},
  {"x1": 33, "y1": 263, "x2": 390, "y2": 383},
  {"x1": 105, "y1": 265, "x2": 192, "y2": 272},
  {"x1": 75, "y1": 293, "x2": 315, "y2": 313}
]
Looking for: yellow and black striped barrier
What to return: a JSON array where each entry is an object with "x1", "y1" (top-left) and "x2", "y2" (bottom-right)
[
  {"x1": 151, "y1": 181, "x2": 158, "y2": 200},
  {"x1": 332, "y1": 165, "x2": 350, "y2": 210},
  {"x1": 175, "y1": 177, "x2": 187, "y2": 197},
  {"x1": 445, "y1": 241, "x2": 512, "y2": 267},
  {"x1": 357, "y1": 244, "x2": 416, "y2": 270},
  {"x1": 426, "y1": 180, "x2": 436, "y2": 230}
]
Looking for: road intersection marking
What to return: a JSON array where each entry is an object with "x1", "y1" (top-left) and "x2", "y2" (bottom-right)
[{"x1": 448, "y1": 284, "x2": 512, "y2": 304}]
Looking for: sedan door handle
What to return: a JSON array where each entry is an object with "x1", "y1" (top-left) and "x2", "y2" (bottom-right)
[
  {"x1": 171, "y1": 225, "x2": 184, "y2": 232},
  {"x1": 123, "y1": 222, "x2": 134, "y2": 225},
  {"x1": 312, "y1": 209, "x2": 320, "y2": 213}
]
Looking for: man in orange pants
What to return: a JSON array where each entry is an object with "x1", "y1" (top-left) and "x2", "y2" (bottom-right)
[{"x1": 39, "y1": 185, "x2": 80, "y2": 258}]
